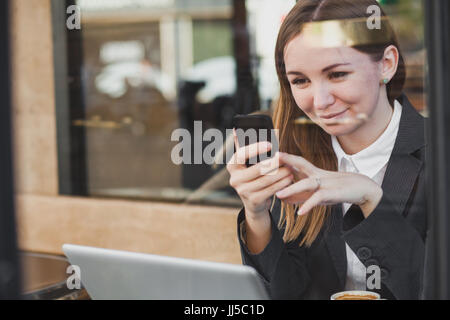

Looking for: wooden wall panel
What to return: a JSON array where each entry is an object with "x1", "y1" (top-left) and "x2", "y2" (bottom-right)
[{"x1": 16, "y1": 194, "x2": 242, "y2": 264}]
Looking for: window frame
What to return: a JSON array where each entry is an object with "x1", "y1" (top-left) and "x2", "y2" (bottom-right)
[
  {"x1": 51, "y1": 0, "x2": 89, "y2": 196},
  {"x1": 0, "y1": 0, "x2": 21, "y2": 299},
  {"x1": 423, "y1": 0, "x2": 450, "y2": 300}
]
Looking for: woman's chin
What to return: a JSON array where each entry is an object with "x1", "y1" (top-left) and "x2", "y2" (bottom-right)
[{"x1": 320, "y1": 121, "x2": 362, "y2": 137}]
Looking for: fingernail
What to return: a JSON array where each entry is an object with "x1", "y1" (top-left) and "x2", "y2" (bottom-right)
[{"x1": 276, "y1": 190, "x2": 285, "y2": 197}]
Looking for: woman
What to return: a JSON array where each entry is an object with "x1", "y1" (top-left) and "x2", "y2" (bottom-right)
[{"x1": 227, "y1": 0, "x2": 427, "y2": 300}]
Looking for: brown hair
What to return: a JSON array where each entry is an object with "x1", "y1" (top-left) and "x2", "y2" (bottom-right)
[{"x1": 273, "y1": 0, "x2": 406, "y2": 246}]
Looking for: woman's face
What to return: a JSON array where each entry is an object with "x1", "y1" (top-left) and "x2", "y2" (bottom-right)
[{"x1": 284, "y1": 32, "x2": 384, "y2": 137}]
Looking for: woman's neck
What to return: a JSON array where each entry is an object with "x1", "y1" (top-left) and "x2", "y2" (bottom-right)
[{"x1": 337, "y1": 97, "x2": 394, "y2": 155}]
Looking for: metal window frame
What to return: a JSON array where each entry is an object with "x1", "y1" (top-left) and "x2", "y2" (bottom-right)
[
  {"x1": 0, "y1": 0, "x2": 21, "y2": 299},
  {"x1": 51, "y1": 0, "x2": 258, "y2": 198},
  {"x1": 51, "y1": 0, "x2": 88, "y2": 196},
  {"x1": 424, "y1": 0, "x2": 450, "y2": 300}
]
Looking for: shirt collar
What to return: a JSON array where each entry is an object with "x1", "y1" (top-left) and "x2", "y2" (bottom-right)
[{"x1": 331, "y1": 100, "x2": 403, "y2": 178}]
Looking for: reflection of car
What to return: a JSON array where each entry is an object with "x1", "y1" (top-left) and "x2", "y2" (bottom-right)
[
  {"x1": 95, "y1": 61, "x2": 173, "y2": 100},
  {"x1": 183, "y1": 56, "x2": 236, "y2": 103},
  {"x1": 183, "y1": 56, "x2": 278, "y2": 104}
]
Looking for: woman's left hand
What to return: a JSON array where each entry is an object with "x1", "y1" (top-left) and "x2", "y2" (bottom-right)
[{"x1": 275, "y1": 152, "x2": 383, "y2": 218}]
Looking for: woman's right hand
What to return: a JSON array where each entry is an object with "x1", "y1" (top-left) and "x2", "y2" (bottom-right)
[{"x1": 226, "y1": 132, "x2": 294, "y2": 220}]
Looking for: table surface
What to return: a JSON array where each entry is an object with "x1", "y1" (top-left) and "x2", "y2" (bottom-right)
[{"x1": 19, "y1": 251, "x2": 89, "y2": 300}]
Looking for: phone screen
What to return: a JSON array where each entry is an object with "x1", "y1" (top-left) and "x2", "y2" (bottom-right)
[{"x1": 232, "y1": 114, "x2": 278, "y2": 167}]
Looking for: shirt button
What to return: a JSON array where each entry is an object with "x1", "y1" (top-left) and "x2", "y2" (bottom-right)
[
  {"x1": 365, "y1": 259, "x2": 379, "y2": 268},
  {"x1": 356, "y1": 247, "x2": 372, "y2": 261}
]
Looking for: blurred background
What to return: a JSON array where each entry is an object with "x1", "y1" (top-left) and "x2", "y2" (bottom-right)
[
  {"x1": 55, "y1": 0, "x2": 427, "y2": 206},
  {"x1": 8, "y1": 0, "x2": 428, "y2": 299}
]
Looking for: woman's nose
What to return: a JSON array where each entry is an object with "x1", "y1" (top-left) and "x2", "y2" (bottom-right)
[{"x1": 313, "y1": 85, "x2": 335, "y2": 110}]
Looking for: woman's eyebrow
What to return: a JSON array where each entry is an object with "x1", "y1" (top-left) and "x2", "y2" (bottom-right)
[
  {"x1": 286, "y1": 63, "x2": 351, "y2": 76},
  {"x1": 322, "y1": 63, "x2": 351, "y2": 72}
]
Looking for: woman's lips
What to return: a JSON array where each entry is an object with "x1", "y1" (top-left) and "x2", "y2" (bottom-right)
[{"x1": 319, "y1": 108, "x2": 349, "y2": 120}]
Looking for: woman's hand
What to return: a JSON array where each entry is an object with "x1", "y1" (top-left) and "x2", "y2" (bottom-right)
[
  {"x1": 275, "y1": 152, "x2": 383, "y2": 218},
  {"x1": 226, "y1": 135, "x2": 294, "y2": 220},
  {"x1": 227, "y1": 135, "x2": 295, "y2": 254}
]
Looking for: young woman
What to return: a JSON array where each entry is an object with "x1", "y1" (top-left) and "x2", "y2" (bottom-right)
[{"x1": 227, "y1": 0, "x2": 427, "y2": 300}]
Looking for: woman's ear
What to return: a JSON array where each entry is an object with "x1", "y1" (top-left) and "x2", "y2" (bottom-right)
[{"x1": 380, "y1": 45, "x2": 399, "y2": 84}]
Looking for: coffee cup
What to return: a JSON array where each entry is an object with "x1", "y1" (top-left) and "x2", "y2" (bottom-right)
[{"x1": 330, "y1": 290, "x2": 380, "y2": 300}]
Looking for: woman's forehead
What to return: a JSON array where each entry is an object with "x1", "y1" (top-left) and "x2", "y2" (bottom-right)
[
  {"x1": 284, "y1": 37, "x2": 366, "y2": 74},
  {"x1": 282, "y1": 17, "x2": 389, "y2": 73}
]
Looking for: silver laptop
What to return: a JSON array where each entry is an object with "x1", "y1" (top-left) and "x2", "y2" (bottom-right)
[{"x1": 62, "y1": 244, "x2": 269, "y2": 300}]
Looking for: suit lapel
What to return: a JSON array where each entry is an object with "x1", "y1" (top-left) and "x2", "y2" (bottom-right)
[
  {"x1": 381, "y1": 95, "x2": 425, "y2": 215},
  {"x1": 324, "y1": 94, "x2": 426, "y2": 288},
  {"x1": 380, "y1": 153, "x2": 423, "y2": 214},
  {"x1": 325, "y1": 205, "x2": 348, "y2": 288}
]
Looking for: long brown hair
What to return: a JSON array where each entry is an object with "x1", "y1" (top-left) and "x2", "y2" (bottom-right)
[{"x1": 273, "y1": 0, "x2": 406, "y2": 246}]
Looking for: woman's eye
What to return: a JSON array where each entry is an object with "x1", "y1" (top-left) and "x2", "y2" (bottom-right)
[
  {"x1": 329, "y1": 72, "x2": 348, "y2": 79},
  {"x1": 292, "y1": 78, "x2": 309, "y2": 87}
]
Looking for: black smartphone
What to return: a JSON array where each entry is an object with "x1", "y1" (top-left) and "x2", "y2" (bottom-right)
[{"x1": 232, "y1": 114, "x2": 278, "y2": 167}]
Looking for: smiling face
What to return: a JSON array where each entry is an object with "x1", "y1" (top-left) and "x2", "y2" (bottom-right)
[{"x1": 284, "y1": 32, "x2": 386, "y2": 137}]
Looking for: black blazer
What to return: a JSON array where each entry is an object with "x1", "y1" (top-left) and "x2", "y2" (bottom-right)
[{"x1": 236, "y1": 94, "x2": 427, "y2": 300}]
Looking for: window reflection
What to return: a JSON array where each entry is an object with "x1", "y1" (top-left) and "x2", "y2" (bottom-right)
[
  {"x1": 70, "y1": 0, "x2": 239, "y2": 205},
  {"x1": 59, "y1": 0, "x2": 427, "y2": 207}
]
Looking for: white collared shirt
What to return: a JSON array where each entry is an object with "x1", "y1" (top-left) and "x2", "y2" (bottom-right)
[{"x1": 331, "y1": 100, "x2": 402, "y2": 290}]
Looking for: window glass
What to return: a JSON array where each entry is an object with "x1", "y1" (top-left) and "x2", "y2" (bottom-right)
[
  {"x1": 57, "y1": 0, "x2": 427, "y2": 208},
  {"x1": 381, "y1": 0, "x2": 426, "y2": 113},
  {"x1": 66, "y1": 0, "x2": 240, "y2": 205}
]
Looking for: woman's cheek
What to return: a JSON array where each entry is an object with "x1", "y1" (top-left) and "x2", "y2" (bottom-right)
[
  {"x1": 340, "y1": 78, "x2": 379, "y2": 113},
  {"x1": 332, "y1": 81, "x2": 361, "y2": 104},
  {"x1": 291, "y1": 88, "x2": 314, "y2": 114}
]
